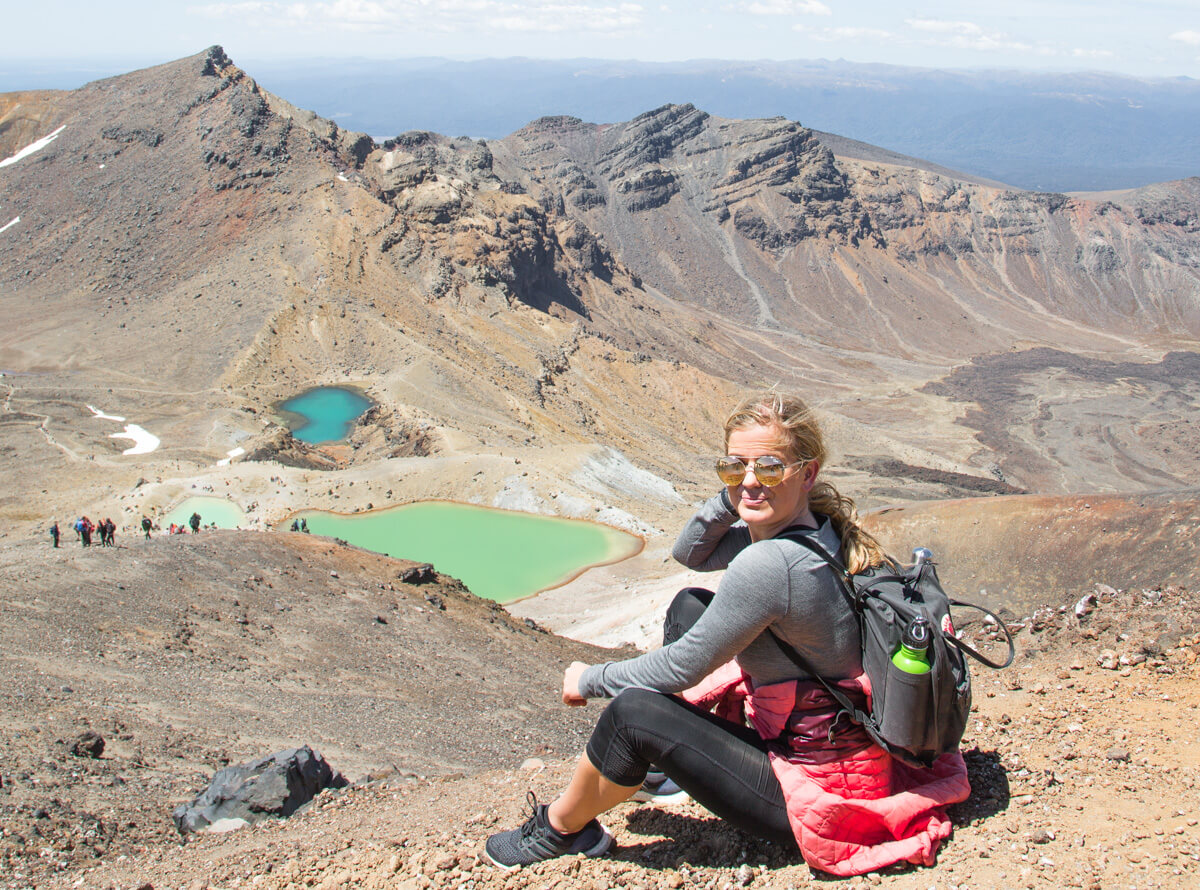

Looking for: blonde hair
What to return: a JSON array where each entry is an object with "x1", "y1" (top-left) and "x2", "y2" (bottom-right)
[{"x1": 723, "y1": 390, "x2": 891, "y2": 573}]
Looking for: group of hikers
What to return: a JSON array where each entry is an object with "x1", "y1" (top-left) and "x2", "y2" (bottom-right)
[
  {"x1": 164, "y1": 512, "x2": 204, "y2": 536},
  {"x1": 50, "y1": 511, "x2": 203, "y2": 547},
  {"x1": 50, "y1": 516, "x2": 116, "y2": 547}
]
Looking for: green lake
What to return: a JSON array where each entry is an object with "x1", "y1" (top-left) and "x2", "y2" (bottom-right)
[
  {"x1": 293, "y1": 502, "x2": 643, "y2": 603},
  {"x1": 163, "y1": 496, "x2": 247, "y2": 529},
  {"x1": 278, "y1": 386, "x2": 372, "y2": 444}
]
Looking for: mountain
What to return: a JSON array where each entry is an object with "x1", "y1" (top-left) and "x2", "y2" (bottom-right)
[
  {"x1": 2, "y1": 46, "x2": 1200, "y2": 530},
  {"x1": 239, "y1": 56, "x2": 1200, "y2": 192}
]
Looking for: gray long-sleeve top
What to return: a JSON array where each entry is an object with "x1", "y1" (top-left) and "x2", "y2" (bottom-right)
[{"x1": 578, "y1": 491, "x2": 862, "y2": 700}]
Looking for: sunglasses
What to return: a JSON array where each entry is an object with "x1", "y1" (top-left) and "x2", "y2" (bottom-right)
[{"x1": 716, "y1": 456, "x2": 805, "y2": 488}]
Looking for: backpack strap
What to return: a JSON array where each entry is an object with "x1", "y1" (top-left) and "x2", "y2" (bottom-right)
[
  {"x1": 768, "y1": 527, "x2": 899, "y2": 751},
  {"x1": 777, "y1": 528, "x2": 1015, "y2": 669},
  {"x1": 944, "y1": 599, "x2": 1016, "y2": 669},
  {"x1": 765, "y1": 626, "x2": 893, "y2": 754}
]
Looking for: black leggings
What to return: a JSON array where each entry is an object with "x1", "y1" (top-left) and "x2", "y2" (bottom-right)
[{"x1": 584, "y1": 588, "x2": 795, "y2": 845}]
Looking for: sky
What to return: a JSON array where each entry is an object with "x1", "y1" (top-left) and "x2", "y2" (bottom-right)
[{"x1": 5, "y1": 0, "x2": 1200, "y2": 80}]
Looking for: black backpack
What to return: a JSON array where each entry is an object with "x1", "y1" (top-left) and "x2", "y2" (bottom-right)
[{"x1": 772, "y1": 532, "x2": 1014, "y2": 768}]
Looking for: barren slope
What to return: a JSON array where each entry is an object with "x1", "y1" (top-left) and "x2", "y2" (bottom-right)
[
  {"x1": 10, "y1": 563, "x2": 1197, "y2": 890},
  {"x1": 0, "y1": 531, "x2": 627, "y2": 885}
]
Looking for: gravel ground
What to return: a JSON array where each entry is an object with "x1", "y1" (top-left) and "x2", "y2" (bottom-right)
[{"x1": 2, "y1": 540, "x2": 1196, "y2": 889}]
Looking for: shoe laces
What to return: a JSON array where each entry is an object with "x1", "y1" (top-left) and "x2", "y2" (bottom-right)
[{"x1": 519, "y1": 791, "x2": 541, "y2": 839}]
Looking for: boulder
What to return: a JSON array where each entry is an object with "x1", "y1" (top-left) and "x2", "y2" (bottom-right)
[
  {"x1": 173, "y1": 745, "x2": 347, "y2": 834},
  {"x1": 70, "y1": 731, "x2": 105, "y2": 759},
  {"x1": 399, "y1": 563, "x2": 436, "y2": 584}
]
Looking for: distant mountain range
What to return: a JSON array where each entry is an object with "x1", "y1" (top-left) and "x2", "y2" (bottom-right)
[
  {"x1": 5, "y1": 56, "x2": 1197, "y2": 193},
  {"x1": 233, "y1": 57, "x2": 1200, "y2": 193}
]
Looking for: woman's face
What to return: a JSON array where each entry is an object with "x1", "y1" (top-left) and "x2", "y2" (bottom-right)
[{"x1": 725, "y1": 424, "x2": 819, "y2": 541}]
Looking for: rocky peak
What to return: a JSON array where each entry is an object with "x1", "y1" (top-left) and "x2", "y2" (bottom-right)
[
  {"x1": 517, "y1": 115, "x2": 595, "y2": 138},
  {"x1": 196, "y1": 44, "x2": 239, "y2": 80},
  {"x1": 599, "y1": 102, "x2": 709, "y2": 173}
]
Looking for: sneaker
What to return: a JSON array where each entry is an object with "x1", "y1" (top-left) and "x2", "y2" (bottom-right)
[
  {"x1": 485, "y1": 792, "x2": 614, "y2": 870},
  {"x1": 632, "y1": 770, "x2": 690, "y2": 804}
]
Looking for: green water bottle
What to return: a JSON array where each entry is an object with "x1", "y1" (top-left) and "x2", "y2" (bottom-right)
[{"x1": 892, "y1": 616, "x2": 932, "y2": 674}]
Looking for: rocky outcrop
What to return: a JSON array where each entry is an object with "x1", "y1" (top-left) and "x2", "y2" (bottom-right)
[
  {"x1": 243, "y1": 428, "x2": 341, "y2": 470},
  {"x1": 173, "y1": 746, "x2": 347, "y2": 834}
]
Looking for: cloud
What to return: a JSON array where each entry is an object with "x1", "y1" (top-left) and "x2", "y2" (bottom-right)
[
  {"x1": 190, "y1": 0, "x2": 644, "y2": 34},
  {"x1": 1072, "y1": 47, "x2": 1115, "y2": 59},
  {"x1": 489, "y1": 3, "x2": 644, "y2": 32},
  {"x1": 738, "y1": 0, "x2": 831, "y2": 16},
  {"x1": 906, "y1": 18, "x2": 983, "y2": 37},
  {"x1": 905, "y1": 18, "x2": 1032, "y2": 53},
  {"x1": 797, "y1": 24, "x2": 894, "y2": 42},
  {"x1": 1170, "y1": 30, "x2": 1200, "y2": 46}
]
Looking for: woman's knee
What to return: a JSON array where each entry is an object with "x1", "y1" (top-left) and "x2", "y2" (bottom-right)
[
  {"x1": 588, "y1": 689, "x2": 671, "y2": 784},
  {"x1": 605, "y1": 687, "x2": 663, "y2": 723},
  {"x1": 663, "y1": 587, "x2": 715, "y2": 644}
]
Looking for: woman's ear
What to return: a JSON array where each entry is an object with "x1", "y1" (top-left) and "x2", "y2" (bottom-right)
[{"x1": 802, "y1": 460, "x2": 820, "y2": 491}]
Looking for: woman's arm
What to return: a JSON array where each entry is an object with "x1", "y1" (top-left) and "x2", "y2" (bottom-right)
[
  {"x1": 578, "y1": 543, "x2": 790, "y2": 699},
  {"x1": 671, "y1": 490, "x2": 751, "y2": 570}
]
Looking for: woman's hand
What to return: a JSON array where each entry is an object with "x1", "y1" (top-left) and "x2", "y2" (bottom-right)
[{"x1": 562, "y1": 661, "x2": 589, "y2": 706}]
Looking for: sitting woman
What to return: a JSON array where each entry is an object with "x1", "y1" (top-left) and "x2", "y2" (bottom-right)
[{"x1": 485, "y1": 391, "x2": 969, "y2": 875}]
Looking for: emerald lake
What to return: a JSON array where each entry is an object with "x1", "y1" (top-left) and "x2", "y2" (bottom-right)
[
  {"x1": 163, "y1": 496, "x2": 247, "y2": 529},
  {"x1": 293, "y1": 502, "x2": 643, "y2": 603},
  {"x1": 278, "y1": 386, "x2": 372, "y2": 444}
]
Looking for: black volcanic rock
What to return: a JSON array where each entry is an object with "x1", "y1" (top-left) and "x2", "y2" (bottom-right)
[{"x1": 173, "y1": 746, "x2": 347, "y2": 834}]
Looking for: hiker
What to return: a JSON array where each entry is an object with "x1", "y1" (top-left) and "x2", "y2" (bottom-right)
[
  {"x1": 300, "y1": 518, "x2": 309, "y2": 533},
  {"x1": 80, "y1": 516, "x2": 93, "y2": 547},
  {"x1": 50, "y1": 522, "x2": 60, "y2": 548},
  {"x1": 485, "y1": 391, "x2": 969, "y2": 875},
  {"x1": 290, "y1": 519, "x2": 300, "y2": 532},
  {"x1": 189, "y1": 512, "x2": 201, "y2": 534},
  {"x1": 103, "y1": 517, "x2": 116, "y2": 546},
  {"x1": 141, "y1": 516, "x2": 152, "y2": 539}
]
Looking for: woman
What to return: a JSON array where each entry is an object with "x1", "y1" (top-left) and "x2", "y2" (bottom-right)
[{"x1": 485, "y1": 391, "x2": 969, "y2": 875}]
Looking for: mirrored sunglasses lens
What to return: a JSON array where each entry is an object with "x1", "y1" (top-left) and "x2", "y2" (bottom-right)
[
  {"x1": 716, "y1": 458, "x2": 746, "y2": 485},
  {"x1": 754, "y1": 458, "x2": 786, "y2": 486}
]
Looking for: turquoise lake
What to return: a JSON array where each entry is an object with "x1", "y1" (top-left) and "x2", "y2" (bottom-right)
[
  {"x1": 292, "y1": 502, "x2": 643, "y2": 603},
  {"x1": 163, "y1": 496, "x2": 247, "y2": 529},
  {"x1": 278, "y1": 386, "x2": 372, "y2": 444}
]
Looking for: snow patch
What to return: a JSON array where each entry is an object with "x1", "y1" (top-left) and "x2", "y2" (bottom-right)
[
  {"x1": 217, "y1": 446, "x2": 246, "y2": 467},
  {"x1": 0, "y1": 216, "x2": 18, "y2": 235},
  {"x1": 87, "y1": 404, "x2": 126, "y2": 422},
  {"x1": 572, "y1": 447, "x2": 683, "y2": 504},
  {"x1": 0, "y1": 126, "x2": 66, "y2": 168},
  {"x1": 110, "y1": 425, "x2": 160, "y2": 455}
]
